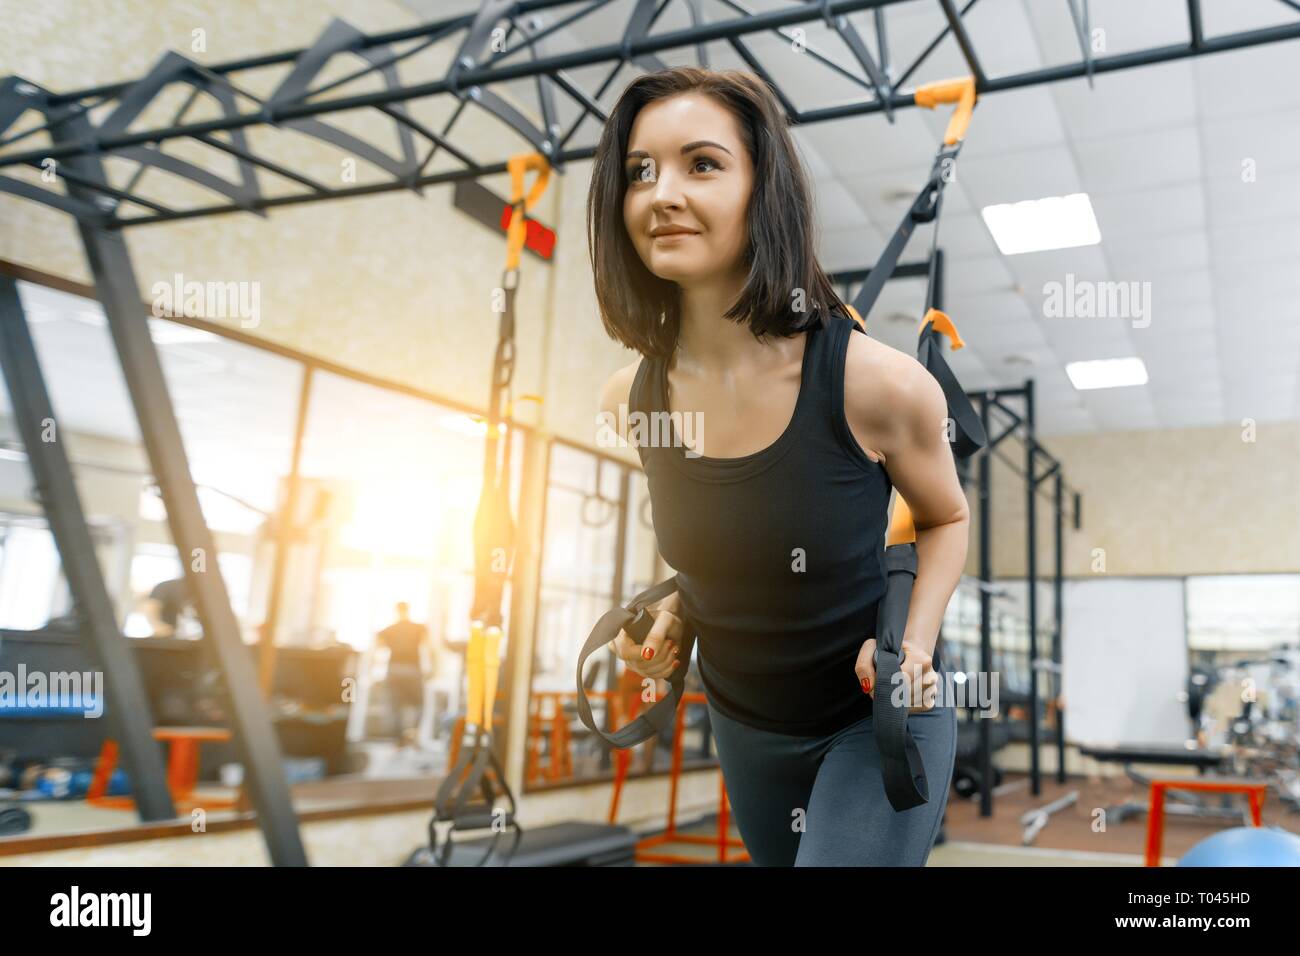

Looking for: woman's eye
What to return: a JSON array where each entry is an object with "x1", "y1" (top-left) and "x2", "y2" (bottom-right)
[
  {"x1": 626, "y1": 163, "x2": 654, "y2": 185},
  {"x1": 692, "y1": 156, "x2": 720, "y2": 174}
]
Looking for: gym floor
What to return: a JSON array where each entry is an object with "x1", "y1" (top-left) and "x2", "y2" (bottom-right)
[{"x1": 2, "y1": 0, "x2": 1299, "y2": 875}]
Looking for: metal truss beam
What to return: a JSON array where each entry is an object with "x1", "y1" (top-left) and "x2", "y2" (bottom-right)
[{"x1": 0, "y1": 0, "x2": 1296, "y2": 228}]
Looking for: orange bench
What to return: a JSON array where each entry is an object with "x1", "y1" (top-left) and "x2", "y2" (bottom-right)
[
  {"x1": 88, "y1": 726, "x2": 241, "y2": 813},
  {"x1": 1145, "y1": 776, "x2": 1266, "y2": 866}
]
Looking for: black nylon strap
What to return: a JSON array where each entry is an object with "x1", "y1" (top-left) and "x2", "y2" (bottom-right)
[
  {"x1": 872, "y1": 543, "x2": 930, "y2": 812},
  {"x1": 850, "y1": 152, "x2": 948, "y2": 321},
  {"x1": 918, "y1": 324, "x2": 987, "y2": 460},
  {"x1": 574, "y1": 576, "x2": 692, "y2": 748}
]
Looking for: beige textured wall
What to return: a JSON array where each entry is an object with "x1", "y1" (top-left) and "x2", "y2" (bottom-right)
[{"x1": 972, "y1": 421, "x2": 1300, "y2": 579}]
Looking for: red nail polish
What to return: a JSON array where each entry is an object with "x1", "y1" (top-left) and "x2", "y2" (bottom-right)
[
  {"x1": 861, "y1": 678, "x2": 872, "y2": 695},
  {"x1": 642, "y1": 646, "x2": 655, "y2": 661}
]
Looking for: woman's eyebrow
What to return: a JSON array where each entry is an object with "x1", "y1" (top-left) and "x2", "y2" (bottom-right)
[{"x1": 625, "y1": 140, "x2": 734, "y2": 160}]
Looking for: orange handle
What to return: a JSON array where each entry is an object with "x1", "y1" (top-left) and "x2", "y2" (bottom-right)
[
  {"x1": 921, "y1": 307, "x2": 966, "y2": 350},
  {"x1": 504, "y1": 152, "x2": 551, "y2": 271},
  {"x1": 481, "y1": 627, "x2": 502, "y2": 730},
  {"x1": 886, "y1": 495, "x2": 916, "y2": 547},
  {"x1": 913, "y1": 76, "x2": 977, "y2": 146},
  {"x1": 466, "y1": 624, "x2": 485, "y2": 729}
]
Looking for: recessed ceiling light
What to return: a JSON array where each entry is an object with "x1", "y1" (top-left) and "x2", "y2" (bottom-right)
[
  {"x1": 981, "y1": 193, "x2": 1102, "y2": 255},
  {"x1": 1065, "y1": 357, "x2": 1148, "y2": 390}
]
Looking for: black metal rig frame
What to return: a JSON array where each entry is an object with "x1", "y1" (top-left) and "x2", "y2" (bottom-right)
[{"x1": 1, "y1": 0, "x2": 1295, "y2": 861}]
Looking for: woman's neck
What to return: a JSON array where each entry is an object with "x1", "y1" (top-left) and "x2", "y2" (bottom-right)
[{"x1": 674, "y1": 273, "x2": 803, "y2": 378}]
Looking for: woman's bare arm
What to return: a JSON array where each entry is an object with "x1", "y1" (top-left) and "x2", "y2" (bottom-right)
[{"x1": 844, "y1": 333, "x2": 971, "y2": 661}]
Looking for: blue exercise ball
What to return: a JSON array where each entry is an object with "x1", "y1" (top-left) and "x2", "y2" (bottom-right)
[{"x1": 1178, "y1": 827, "x2": 1300, "y2": 867}]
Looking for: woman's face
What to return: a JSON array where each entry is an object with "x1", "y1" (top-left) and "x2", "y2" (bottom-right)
[{"x1": 622, "y1": 93, "x2": 754, "y2": 288}]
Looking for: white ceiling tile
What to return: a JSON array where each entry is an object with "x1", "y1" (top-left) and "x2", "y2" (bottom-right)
[
  {"x1": 953, "y1": 289, "x2": 1035, "y2": 325},
  {"x1": 1009, "y1": 245, "x2": 1111, "y2": 296},
  {"x1": 934, "y1": 212, "x2": 1000, "y2": 258},
  {"x1": 799, "y1": 109, "x2": 944, "y2": 181},
  {"x1": 819, "y1": 223, "x2": 889, "y2": 274},
  {"x1": 1207, "y1": 220, "x2": 1300, "y2": 272},
  {"x1": 1204, "y1": 175, "x2": 1300, "y2": 227},
  {"x1": 1147, "y1": 269, "x2": 1215, "y2": 306},
  {"x1": 1198, "y1": 107, "x2": 1300, "y2": 184},
  {"x1": 1024, "y1": 0, "x2": 1191, "y2": 65},
  {"x1": 1090, "y1": 183, "x2": 1206, "y2": 241},
  {"x1": 954, "y1": 145, "x2": 1083, "y2": 208},
  {"x1": 813, "y1": 177, "x2": 873, "y2": 232},
  {"x1": 1103, "y1": 230, "x2": 1211, "y2": 278},
  {"x1": 944, "y1": 254, "x2": 1019, "y2": 297},
  {"x1": 1053, "y1": 61, "x2": 1199, "y2": 141},
  {"x1": 1132, "y1": 326, "x2": 1219, "y2": 357},
  {"x1": 1192, "y1": 39, "x2": 1300, "y2": 120},
  {"x1": 1198, "y1": 0, "x2": 1300, "y2": 34},
  {"x1": 1073, "y1": 125, "x2": 1202, "y2": 193}
]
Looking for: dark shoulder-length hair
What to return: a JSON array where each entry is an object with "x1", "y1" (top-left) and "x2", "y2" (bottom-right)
[{"x1": 587, "y1": 67, "x2": 853, "y2": 358}]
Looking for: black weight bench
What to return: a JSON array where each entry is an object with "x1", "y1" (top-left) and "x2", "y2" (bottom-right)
[{"x1": 1078, "y1": 742, "x2": 1244, "y2": 825}]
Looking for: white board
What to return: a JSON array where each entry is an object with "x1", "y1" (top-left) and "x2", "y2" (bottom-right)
[{"x1": 1063, "y1": 577, "x2": 1189, "y2": 746}]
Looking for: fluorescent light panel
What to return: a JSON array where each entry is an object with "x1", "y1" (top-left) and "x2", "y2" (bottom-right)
[
  {"x1": 981, "y1": 193, "x2": 1102, "y2": 255},
  {"x1": 1066, "y1": 357, "x2": 1148, "y2": 391}
]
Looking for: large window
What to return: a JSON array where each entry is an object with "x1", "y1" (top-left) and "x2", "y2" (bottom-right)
[
  {"x1": 0, "y1": 274, "x2": 533, "y2": 846},
  {"x1": 1187, "y1": 574, "x2": 1300, "y2": 655},
  {"x1": 527, "y1": 440, "x2": 712, "y2": 791}
]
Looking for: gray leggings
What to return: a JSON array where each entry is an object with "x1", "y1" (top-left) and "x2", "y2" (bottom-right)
[{"x1": 706, "y1": 692, "x2": 957, "y2": 866}]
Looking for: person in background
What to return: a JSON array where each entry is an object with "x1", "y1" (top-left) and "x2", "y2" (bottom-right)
[
  {"x1": 376, "y1": 602, "x2": 433, "y2": 747},
  {"x1": 140, "y1": 576, "x2": 194, "y2": 638}
]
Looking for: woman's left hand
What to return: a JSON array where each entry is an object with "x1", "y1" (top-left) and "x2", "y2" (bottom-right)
[{"x1": 854, "y1": 638, "x2": 939, "y2": 713}]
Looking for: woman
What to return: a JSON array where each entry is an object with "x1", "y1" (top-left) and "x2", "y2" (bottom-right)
[{"x1": 589, "y1": 67, "x2": 970, "y2": 866}]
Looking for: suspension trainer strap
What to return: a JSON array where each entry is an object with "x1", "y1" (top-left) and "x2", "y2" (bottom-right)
[
  {"x1": 872, "y1": 543, "x2": 930, "y2": 811},
  {"x1": 574, "y1": 576, "x2": 692, "y2": 748}
]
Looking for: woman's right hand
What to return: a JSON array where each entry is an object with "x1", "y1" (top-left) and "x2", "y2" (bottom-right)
[{"x1": 608, "y1": 591, "x2": 686, "y2": 701}]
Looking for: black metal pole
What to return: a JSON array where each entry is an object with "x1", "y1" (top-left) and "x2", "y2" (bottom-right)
[
  {"x1": 51, "y1": 112, "x2": 307, "y2": 866},
  {"x1": 0, "y1": 276, "x2": 175, "y2": 821},
  {"x1": 1054, "y1": 470, "x2": 1066, "y2": 783},
  {"x1": 1187, "y1": 0, "x2": 1204, "y2": 50},
  {"x1": 1024, "y1": 379, "x2": 1040, "y2": 797},
  {"x1": 978, "y1": 392, "x2": 993, "y2": 818}
]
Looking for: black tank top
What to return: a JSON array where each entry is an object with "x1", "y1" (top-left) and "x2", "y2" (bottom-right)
[{"x1": 631, "y1": 313, "x2": 939, "y2": 737}]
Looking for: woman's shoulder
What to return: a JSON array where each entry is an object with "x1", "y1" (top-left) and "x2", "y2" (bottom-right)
[
  {"x1": 599, "y1": 357, "x2": 643, "y2": 413},
  {"x1": 842, "y1": 322, "x2": 947, "y2": 450}
]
